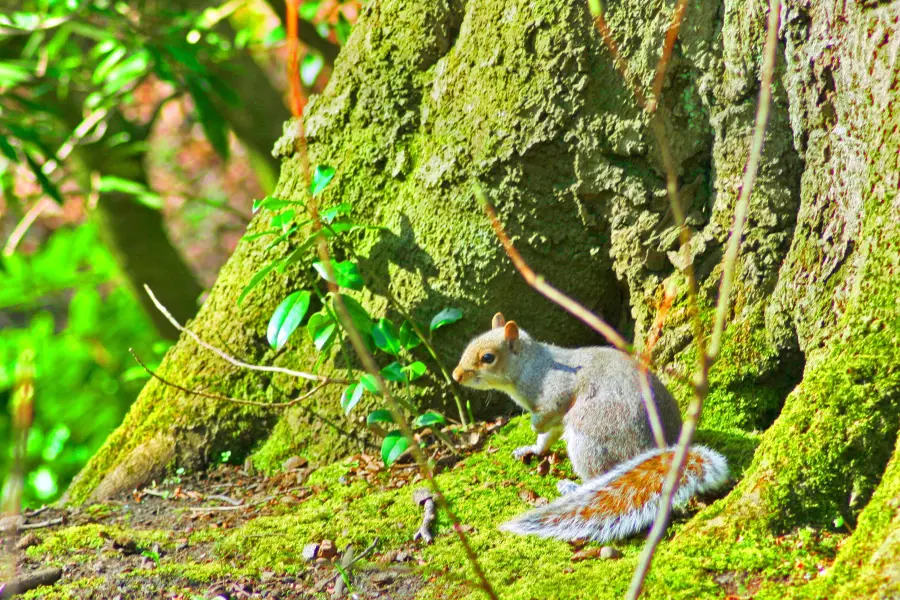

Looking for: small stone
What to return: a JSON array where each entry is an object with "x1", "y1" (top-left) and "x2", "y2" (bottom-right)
[
  {"x1": 394, "y1": 550, "x2": 409, "y2": 562},
  {"x1": 318, "y1": 539, "x2": 337, "y2": 560},
  {"x1": 412, "y1": 488, "x2": 433, "y2": 505},
  {"x1": 16, "y1": 532, "x2": 40, "y2": 550},
  {"x1": 302, "y1": 543, "x2": 320, "y2": 562},
  {"x1": 600, "y1": 546, "x2": 622, "y2": 560},
  {"x1": 570, "y1": 546, "x2": 602, "y2": 562},
  {"x1": 282, "y1": 456, "x2": 308, "y2": 472}
]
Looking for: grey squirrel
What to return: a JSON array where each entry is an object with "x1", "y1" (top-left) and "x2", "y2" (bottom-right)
[{"x1": 452, "y1": 313, "x2": 729, "y2": 543}]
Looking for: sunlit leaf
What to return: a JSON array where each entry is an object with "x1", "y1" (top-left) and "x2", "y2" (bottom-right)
[
  {"x1": 301, "y1": 53, "x2": 324, "y2": 87},
  {"x1": 313, "y1": 260, "x2": 363, "y2": 291},
  {"x1": 380, "y1": 361, "x2": 406, "y2": 382},
  {"x1": 430, "y1": 308, "x2": 463, "y2": 332},
  {"x1": 403, "y1": 361, "x2": 428, "y2": 381},
  {"x1": 381, "y1": 431, "x2": 408, "y2": 466},
  {"x1": 321, "y1": 202, "x2": 351, "y2": 224},
  {"x1": 341, "y1": 383, "x2": 364, "y2": 414},
  {"x1": 359, "y1": 373, "x2": 381, "y2": 396},
  {"x1": 372, "y1": 318, "x2": 401, "y2": 355},
  {"x1": 413, "y1": 412, "x2": 446, "y2": 428},
  {"x1": 399, "y1": 321, "x2": 422, "y2": 350},
  {"x1": 310, "y1": 165, "x2": 335, "y2": 197},
  {"x1": 267, "y1": 290, "x2": 311, "y2": 350},
  {"x1": 252, "y1": 196, "x2": 303, "y2": 214},
  {"x1": 366, "y1": 409, "x2": 393, "y2": 425}
]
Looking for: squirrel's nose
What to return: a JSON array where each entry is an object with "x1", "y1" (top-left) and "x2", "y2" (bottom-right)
[{"x1": 452, "y1": 366, "x2": 465, "y2": 383}]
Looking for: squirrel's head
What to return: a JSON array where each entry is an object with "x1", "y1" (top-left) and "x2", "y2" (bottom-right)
[{"x1": 452, "y1": 312, "x2": 527, "y2": 391}]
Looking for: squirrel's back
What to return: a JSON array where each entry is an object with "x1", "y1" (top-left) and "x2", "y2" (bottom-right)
[{"x1": 501, "y1": 445, "x2": 729, "y2": 542}]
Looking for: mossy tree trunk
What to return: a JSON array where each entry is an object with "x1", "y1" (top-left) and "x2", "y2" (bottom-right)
[{"x1": 69, "y1": 1, "x2": 899, "y2": 587}]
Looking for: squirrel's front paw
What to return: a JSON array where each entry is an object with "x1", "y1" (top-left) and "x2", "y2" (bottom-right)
[{"x1": 512, "y1": 445, "x2": 540, "y2": 462}]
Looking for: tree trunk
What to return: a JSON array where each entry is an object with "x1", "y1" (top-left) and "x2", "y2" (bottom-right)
[{"x1": 68, "y1": 5, "x2": 899, "y2": 593}]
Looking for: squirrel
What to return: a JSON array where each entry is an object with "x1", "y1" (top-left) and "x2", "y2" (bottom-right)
[{"x1": 451, "y1": 313, "x2": 729, "y2": 543}]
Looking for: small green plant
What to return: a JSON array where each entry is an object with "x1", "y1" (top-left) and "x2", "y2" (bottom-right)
[{"x1": 240, "y1": 166, "x2": 466, "y2": 466}]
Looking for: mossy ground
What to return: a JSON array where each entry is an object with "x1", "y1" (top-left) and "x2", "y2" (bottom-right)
[{"x1": 18, "y1": 417, "x2": 857, "y2": 599}]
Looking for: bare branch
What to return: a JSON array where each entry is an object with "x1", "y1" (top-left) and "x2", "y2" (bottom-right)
[
  {"x1": 144, "y1": 285, "x2": 349, "y2": 385},
  {"x1": 647, "y1": 0, "x2": 689, "y2": 114},
  {"x1": 626, "y1": 2, "x2": 782, "y2": 597},
  {"x1": 129, "y1": 350, "x2": 326, "y2": 408},
  {"x1": 638, "y1": 280, "x2": 679, "y2": 449}
]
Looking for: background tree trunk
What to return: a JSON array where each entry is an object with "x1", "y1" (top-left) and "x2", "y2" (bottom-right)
[{"x1": 68, "y1": 8, "x2": 899, "y2": 594}]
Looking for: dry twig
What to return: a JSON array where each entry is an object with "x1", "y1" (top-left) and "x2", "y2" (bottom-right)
[
  {"x1": 129, "y1": 349, "x2": 327, "y2": 409},
  {"x1": 144, "y1": 285, "x2": 349, "y2": 385}
]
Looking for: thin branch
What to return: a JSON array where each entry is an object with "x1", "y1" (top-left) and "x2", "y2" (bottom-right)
[
  {"x1": 647, "y1": 0, "x2": 689, "y2": 114},
  {"x1": 638, "y1": 280, "x2": 679, "y2": 449},
  {"x1": 3, "y1": 197, "x2": 56, "y2": 257},
  {"x1": 625, "y1": 2, "x2": 781, "y2": 597},
  {"x1": 129, "y1": 349, "x2": 327, "y2": 408},
  {"x1": 479, "y1": 190, "x2": 631, "y2": 354},
  {"x1": 144, "y1": 285, "x2": 349, "y2": 385}
]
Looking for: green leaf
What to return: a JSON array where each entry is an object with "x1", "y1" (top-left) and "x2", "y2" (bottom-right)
[
  {"x1": 241, "y1": 229, "x2": 279, "y2": 242},
  {"x1": 430, "y1": 308, "x2": 463, "y2": 332},
  {"x1": 97, "y1": 176, "x2": 163, "y2": 208},
  {"x1": 403, "y1": 361, "x2": 428, "y2": 381},
  {"x1": 359, "y1": 373, "x2": 381, "y2": 396},
  {"x1": 366, "y1": 409, "x2": 394, "y2": 425},
  {"x1": 334, "y1": 294, "x2": 372, "y2": 335},
  {"x1": 341, "y1": 383, "x2": 364, "y2": 414},
  {"x1": 372, "y1": 318, "x2": 401, "y2": 355},
  {"x1": 381, "y1": 431, "x2": 409, "y2": 466},
  {"x1": 0, "y1": 134, "x2": 17, "y2": 161},
  {"x1": 263, "y1": 25, "x2": 285, "y2": 45},
  {"x1": 313, "y1": 260, "x2": 363, "y2": 291},
  {"x1": 310, "y1": 165, "x2": 335, "y2": 197},
  {"x1": 237, "y1": 259, "x2": 281, "y2": 305},
  {"x1": 301, "y1": 53, "x2": 324, "y2": 87},
  {"x1": 398, "y1": 321, "x2": 422, "y2": 350},
  {"x1": 23, "y1": 153, "x2": 62, "y2": 204},
  {"x1": 186, "y1": 78, "x2": 229, "y2": 159},
  {"x1": 306, "y1": 311, "x2": 335, "y2": 349},
  {"x1": 92, "y1": 45, "x2": 126, "y2": 84},
  {"x1": 321, "y1": 202, "x2": 351, "y2": 224},
  {"x1": 270, "y1": 208, "x2": 295, "y2": 229},
  {"x1": 267, "y1": 290, "x2": 311, "y2": 350},
  {"x1": 413, "y1": 412, "x2": 446, "y2": 428},
  {"x1": 380, "y1": 361, "x2": 406, "y2": 382},
  {"x1": 313, "y1": 323, "x2": 336, "y2": 351},
  {"x1": 104, "y1": 50, "x2": 151, "y2": 94},
  {"x1": 0, "y1": 62, "x2": 32, "y2": 86},
  {"x1": 252, "y1": 196, "x2": 303, "y2": 214}
]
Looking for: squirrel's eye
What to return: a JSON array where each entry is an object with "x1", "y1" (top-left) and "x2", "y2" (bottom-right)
[{"x1": 481, "y1": 353, "x2": 495, "y2": 365}]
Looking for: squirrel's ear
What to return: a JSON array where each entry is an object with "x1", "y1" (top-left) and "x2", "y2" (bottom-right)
[
  {"x1": 492, "y1": 312, "x2": 506, "y2": 329},
  {"x1": 504, "y1": 321, "x2": 519, "y2": 342}
]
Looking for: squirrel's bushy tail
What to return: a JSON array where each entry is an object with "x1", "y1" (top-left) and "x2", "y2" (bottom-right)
[{"x1": 500, "y1": 446, "x2": 729, "y2": 543}]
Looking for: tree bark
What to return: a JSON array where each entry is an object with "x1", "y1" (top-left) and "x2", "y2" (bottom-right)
[{"x1": 68, "y1": 7, "x2": 899, "y2": 594}]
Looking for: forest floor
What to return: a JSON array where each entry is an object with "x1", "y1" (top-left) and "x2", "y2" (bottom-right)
[{"x1": 2, "y1": 416, "x2": 845, "y2": 600}]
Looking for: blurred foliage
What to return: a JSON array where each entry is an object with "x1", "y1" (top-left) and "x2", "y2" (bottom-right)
[
  {"x1": 0, "y1": 0, "x2": 276, "y2": 205},
  {"x1": 0, "y1": 223, "x2": 169, "y2": 507},
  {"x1": 0, "y1": 0, "x2": 359, "y2": 509}
]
